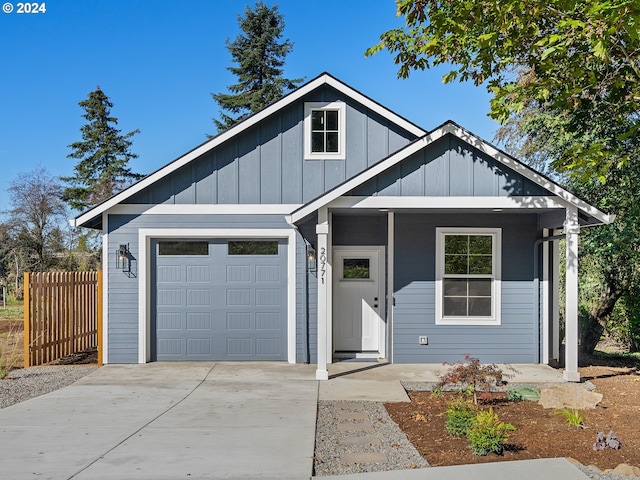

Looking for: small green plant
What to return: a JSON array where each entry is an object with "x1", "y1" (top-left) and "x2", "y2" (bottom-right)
[
  {"x1": 555, "y1": 408, "x2": 585, "y2": 429},
  {"x1": 431, "y1": 386, "x2": 443, "y2": 397},
  {"x1": 445, "y1": 396, "x2": 477, "y2": 436},
  {"x1": 436, "y1": 354, "x2": 518, "y2": 404},
  {"x1": 466, "y1": 408, "x2": 516, "y2": 456}
]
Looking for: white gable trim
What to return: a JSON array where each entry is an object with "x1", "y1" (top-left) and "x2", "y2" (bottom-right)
[
  {"x1": 290, "y1": 122, "x2": 613, "y2": 225},
  {"x1": 72, "y1": 73, "x2": 426, "y2": 228}
]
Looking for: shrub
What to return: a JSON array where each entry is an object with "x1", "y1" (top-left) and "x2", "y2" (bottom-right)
[
  {"x1": 445, "y1": 396, "x2": 477, "y2": 437},
  {"x1": 437, "y1": 354, "x2": 517, "y2": 404},
  {"x1": 466, "y1": 408, "x2": 516, "y2": 456}
]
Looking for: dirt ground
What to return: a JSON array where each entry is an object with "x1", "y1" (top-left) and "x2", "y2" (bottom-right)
[
  {"x1": 386, "y1": 361, "x2": 640, "y2": 470},
  {"x1": 0, "y1": 315, "x2": 97, "y2": 369}
]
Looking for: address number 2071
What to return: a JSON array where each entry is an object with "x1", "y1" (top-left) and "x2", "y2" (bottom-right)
[{"x1": 17, "y1": 2, "x2": 46, "y2": 13}]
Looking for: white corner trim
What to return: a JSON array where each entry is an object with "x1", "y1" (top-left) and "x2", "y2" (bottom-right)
[
  {"x1": 435, "y1": 227, "x2": 502, "y2": 326},
  {"x1": 137, "y1": 227, "x2": 297, "y2": 364},
  {"x1": 108, "y1": 204, "x2": 302, "y2": 216},
  {"x1": 101, "y1": 213, "x2": 109, "y2": 365}
]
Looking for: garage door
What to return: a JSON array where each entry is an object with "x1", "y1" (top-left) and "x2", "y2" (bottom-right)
[{"x1": 152, "y1": 238, "x2": 288, "y2": 361}]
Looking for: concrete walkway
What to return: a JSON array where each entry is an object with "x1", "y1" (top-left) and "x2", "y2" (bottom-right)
[{"x1": 0, "y1": 362, "x2": 591, "y2": 479}]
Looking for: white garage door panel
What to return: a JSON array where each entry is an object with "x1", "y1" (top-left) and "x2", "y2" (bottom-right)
[{"x1": 152, "y1": 239, "x2": 287, "y2": 361}]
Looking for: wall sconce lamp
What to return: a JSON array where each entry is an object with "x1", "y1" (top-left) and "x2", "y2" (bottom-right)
[
  {"x1": 116, "y1": 244, "x2": 130, "y2": 272},
  {"x1": 306, "y1": 244, "x2": 317, "y2": 272}
]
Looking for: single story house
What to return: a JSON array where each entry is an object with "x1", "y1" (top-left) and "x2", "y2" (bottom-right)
[{"x1": 72, "y1": 72, "x2": 613, "y2": 382}]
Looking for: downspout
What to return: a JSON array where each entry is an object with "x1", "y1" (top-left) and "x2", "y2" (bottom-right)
[
  {"x1": 533, "y1": 233, "x2": 565, "y2": 364},
  {"x1": 286, "y1": 216, "x2": 311, "y2": 365}
]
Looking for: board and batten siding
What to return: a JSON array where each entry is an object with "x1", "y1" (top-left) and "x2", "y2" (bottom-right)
[
  {"x1": 350, "y1": 134, "x2": 549, "y2": 197},
  {"x1": 392, "y1": 213, "x2": 539, "y2": 364},
  {"x1": 107, "y1": 213, "x2": 300, "y2": 363},
  {"x1": 123, "y1": 86, "x2": 417, "y2": 207}
]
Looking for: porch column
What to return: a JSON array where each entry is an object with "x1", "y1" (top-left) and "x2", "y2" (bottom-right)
[
  {"x1": 564, "y1": 206, "x2": 580, "y2": 382},
  {"x1": 316, "y1": 207, "x2": 329, "y2": 380},
  {"x1": 552, "y1": 229, "x2": 561, "y2": 362}
]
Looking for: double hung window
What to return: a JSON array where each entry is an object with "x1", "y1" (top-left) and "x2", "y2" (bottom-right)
[{"x1": 435, "y1": 228, "x2": 501, "y2": 325}]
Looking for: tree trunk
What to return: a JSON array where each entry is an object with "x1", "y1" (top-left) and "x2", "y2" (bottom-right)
[{"x1": 580, "y1": 277, "x2": 623, "y2": 354}]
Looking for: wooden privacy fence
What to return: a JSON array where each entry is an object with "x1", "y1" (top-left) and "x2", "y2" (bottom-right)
[{"x1": 24, "y1": 271, "x2": 102, "y2": 367}]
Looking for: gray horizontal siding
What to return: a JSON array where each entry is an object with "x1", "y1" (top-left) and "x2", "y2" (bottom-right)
[
  {"x1": 351, "y1": 134, "x2": 549, "y2": 197},
  {"x1": 106, "y1": 213, "x2": 294, "y2": 364},
  {"x1": 124, "y1": 86, "x2": 417, "y2": 207},
  {"x1": 392, "y1": 212, "x2": 539, "y2": 364}
]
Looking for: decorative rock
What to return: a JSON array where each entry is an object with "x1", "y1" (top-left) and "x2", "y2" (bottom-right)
[
  {"x1": 565, "y1": 457, "x2": 582, "y2": 466},
  {"x1": 538, "y1": 384, "x2": 603, "y2": 409},
  {"x1": 612, "y1": 463, "x2": 640, "y2": 477}
]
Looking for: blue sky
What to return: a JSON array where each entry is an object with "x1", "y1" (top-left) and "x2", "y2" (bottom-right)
[{"x1": 0, "y1": 0, "x2": 499, "y2": 214}]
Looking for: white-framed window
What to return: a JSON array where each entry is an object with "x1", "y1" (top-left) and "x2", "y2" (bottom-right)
[
  {"x1": 304, "y1": 101, "x2": 346, "y2": 160},
  {"x1": 435, "y1": 227, "x2": 502, "y2": 326}
]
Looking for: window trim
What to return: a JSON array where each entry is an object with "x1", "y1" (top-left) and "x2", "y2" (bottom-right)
[
  {"x1": 304, "y1": 101, "x2": 346, "y2": 160},
  {"x1": 435, "y1": 227, "x2": 502, "y2": 326}
]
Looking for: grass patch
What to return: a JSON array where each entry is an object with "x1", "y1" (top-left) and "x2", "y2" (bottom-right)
[{"x1": 0, "y1": 305, "x2": 24, "y2": 322}]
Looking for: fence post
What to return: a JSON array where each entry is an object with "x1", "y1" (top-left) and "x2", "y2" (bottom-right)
[{"x1": 23, "y1": 272, "x2": 30, "y2": 368}]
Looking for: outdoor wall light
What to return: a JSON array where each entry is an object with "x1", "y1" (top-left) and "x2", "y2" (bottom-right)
[
  {"x1": 306, "y1": 244, "x2": 317, "y2": 272},
  {"x1": 116, "y1": 244, "x2": 130, "y2": 272}
]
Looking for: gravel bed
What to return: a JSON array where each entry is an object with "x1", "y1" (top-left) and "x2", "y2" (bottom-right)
[
  {"x1": 314, "y1": 396, "x2": 637, "y2": 480},
  {"x1": 0, "y1": 365, "x2": 98, "y2": 409},
  {"x1": 579, "y1": 465, "x2": 638, "y2": 480},
  {"x1": 314, "y1": 400, "x2": 429, "y2": 476}
]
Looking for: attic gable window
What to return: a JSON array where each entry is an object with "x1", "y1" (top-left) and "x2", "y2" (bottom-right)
[{"x1": 304, "y1": 101, "x2": 346, "y2": 160}]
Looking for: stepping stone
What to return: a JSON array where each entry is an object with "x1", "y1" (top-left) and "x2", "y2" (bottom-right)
[
  {"x1": 340, "y1": 452, "x2": 388, "y2": 464},
  {"x1": 333, "y1": 402, "x2": 366, "y2": 411},
  {"x1": 338, "y1": 436, "x2": 382, "y2": 446},
  {"x1": 336, "y1": 422, "x2": 375, "y2": 432},
  {"x1": 336, "y1": 411, "x2": 369, "y2": 421}
]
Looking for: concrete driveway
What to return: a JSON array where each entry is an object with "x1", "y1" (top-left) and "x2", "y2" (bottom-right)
[{"x1": 0, "y1": 362, "x2": 318, "y2": 480}]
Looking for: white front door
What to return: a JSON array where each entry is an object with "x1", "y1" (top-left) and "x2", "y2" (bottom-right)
[{"x1": 332, "y1": 247, "x2": 385, "y2": 353}]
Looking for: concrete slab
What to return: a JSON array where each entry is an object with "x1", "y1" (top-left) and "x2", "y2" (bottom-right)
[
  {"x1": 0, "y1": 362, "x2": 318, "y2": 480},
  {"x1": 320, "y1": 362, "x2": 565, "y2": 402},
  {"x1": 321, "y1": 458, "x2": 590, "y2": 480},
  {"x1": 320, "y1": 379, "x2": 410, "y2": 402}
]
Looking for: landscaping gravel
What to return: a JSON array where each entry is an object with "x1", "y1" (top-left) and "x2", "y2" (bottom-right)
[
  {"x1": 579, "y1": 465, "x2": 638, "y2": 480},
  {"x1": 314, "y1": 400, "x2": 429, "y2": 476},
  {"x1": 0, "y1": 365, "x2": 98, "y2": 409}
]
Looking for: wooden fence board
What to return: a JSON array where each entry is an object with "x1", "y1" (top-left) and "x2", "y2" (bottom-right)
[{"x1": 24, "y1": 271, "x2": 102, "y2": 367}]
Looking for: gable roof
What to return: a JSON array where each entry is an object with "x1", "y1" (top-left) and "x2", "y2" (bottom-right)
[
  {"x1": 290, "y1": 120, "x2": 614, "y2": 226},
  {"x1": 72, "y1": 72, "x2": 427, "y2": 229}
]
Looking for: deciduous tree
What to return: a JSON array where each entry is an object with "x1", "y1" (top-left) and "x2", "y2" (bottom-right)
[
  {"x1": 367, "y1": 0, "x2": 640, "y2": 182},
  {"x1": 6, "y1": 167, "x2": 68, "y2": 272}
]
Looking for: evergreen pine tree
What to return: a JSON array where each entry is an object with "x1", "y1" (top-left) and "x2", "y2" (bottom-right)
[
  {"x1": 63, "y1": 87, "x2": 142, "y2": 210},
  {"x1": 211, "y1": 1, "x2": 303, "y2": 134}
]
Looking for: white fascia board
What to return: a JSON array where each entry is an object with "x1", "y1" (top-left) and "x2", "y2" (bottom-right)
[
  {"x1": 291, "y1": 130, "x2": 444, "y2": 223},
  {"x1": 446, "y1": 124, "x2": 614, "y2": 225},
  {"x1": 107, "y1": 204, "x2": 302, "y2": 216},
  {"x1": 329, "y1": 196, "x2": 567, "y2": 210},
  {"x1": 74, "y1": 74, "x2": 425, "y2": 228},
  {"x1": 323, "y1": 76, "x2": 425, "y2": 137}
]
